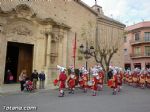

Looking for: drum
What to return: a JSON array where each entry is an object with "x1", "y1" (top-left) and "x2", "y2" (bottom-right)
[
  {"x1": 79, "y1": 80, "x2": 84, "y2": 87},
  {"x1": 107, "y1": 79, "x2": 113, "y2": 87},
  {"x1": 87, "y1": 81, "x2": 93, "y2": 87},
  {"x1": 53, "y1": 79, "x2": 58, "y2": 86}
]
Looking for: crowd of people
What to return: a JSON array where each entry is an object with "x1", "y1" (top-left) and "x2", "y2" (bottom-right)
[
  {"x1": 123, "y1": 68, "x2": 150, "y2": 89},
  {"x1": 19, "y1": 69, "x2": 46, "y2": 92},
  {"x1": 17, "y1": 65, "x2": 150, "y2": 96},
  {"x1": 54, "y1": 65, "x2": 124, "y2": 97},
  {"x1": 54, "y1": 64, "x2": 150, "y2": 97}
]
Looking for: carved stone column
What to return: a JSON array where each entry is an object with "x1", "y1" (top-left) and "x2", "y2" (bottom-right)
[
  {"x1": 62, "y1": 30, "x2": 68, "y2": 67},
  {"x1": 0, "y1": 33, "x2": 7, "y2": 85},
  {"x1": 46, "y1": 33, "x2": 51, "y2": 67}
]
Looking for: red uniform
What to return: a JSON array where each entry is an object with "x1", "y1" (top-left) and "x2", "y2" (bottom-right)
[
  {"x1": 139, "y1": 74, "x2": 146, "y2": 84},
  {"x1": 132, "y1": 73, "x2": 138, "y2": 83},
  {"x1": 92, "y1": 77, "x2": 98, "y2": 91},
  {"x1": 81, "y1": 74, "x2": 88, "y2": 88},
  {"x1": 81, "y1": 74, "x2": 88, "y2": 92},
  {"x1": 125, "y1": 73, "x2": 129, "y2": 83},
  {"x1": 146, "y1": 74, "x2": 150, "y2": 87},
  {"x1": 128, "y1": 74, "x2": 133, "y2": 85},
  {"x1": 112, "y1": 75, "x2": 118, "y2": 89},
  {"x1": 117, "y1": 73, "x2": 123, "y2": 86},
  {"x1": 68, "y1": 75, "x2": 76, "y2": 89},
  {"x1": 98, "y1": 72, "x2": 104, "y2": 84},
  {"x1": 59, "y1": 72, "x2": 67, "y2": 89}
]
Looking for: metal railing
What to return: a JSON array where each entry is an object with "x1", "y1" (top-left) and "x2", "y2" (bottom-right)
[
  {"x1": 130, "y1": 37, "x2": 150, "y2": 44},
  {"x1": 130, "y1": 52, "x2": 150, "y2": 58}
]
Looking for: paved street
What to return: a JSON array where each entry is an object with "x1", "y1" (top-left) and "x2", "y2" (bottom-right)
[{"x1": 0, "y1": 85, "x2": 150, "y2": 112}]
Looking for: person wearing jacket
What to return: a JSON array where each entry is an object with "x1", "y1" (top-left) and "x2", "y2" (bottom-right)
[
  {"x1": 31, "y1": 69, "x2": 38, "y2": 90},
  {"x1": 39, "y1": 71, "x2": 46, "y2": 89}
]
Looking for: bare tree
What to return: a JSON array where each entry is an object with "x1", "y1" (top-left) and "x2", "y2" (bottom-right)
[
  {"x1": 94, "y1": 25, "x2": 122, "y2": 73},
  {"x1": 80, "y1": 21, "x2": 123, "y2": 75}
]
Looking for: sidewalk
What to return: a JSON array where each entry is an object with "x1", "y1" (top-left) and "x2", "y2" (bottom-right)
[{"x1": 0, "y1": 84, "x2": 58, "y2": 94}]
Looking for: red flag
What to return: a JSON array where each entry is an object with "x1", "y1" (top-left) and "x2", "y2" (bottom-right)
[{"x1": 73, "y1": 33, "x2": 77, "y2": 68}]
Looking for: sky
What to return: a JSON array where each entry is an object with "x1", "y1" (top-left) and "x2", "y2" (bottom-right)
[{"x1": 82, "y1": 0, "x2": 150, "y2": 26}]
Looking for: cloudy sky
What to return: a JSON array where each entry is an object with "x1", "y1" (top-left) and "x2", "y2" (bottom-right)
[{"x1": 82, "y1": 0, "x2": 150, "y2": 26}]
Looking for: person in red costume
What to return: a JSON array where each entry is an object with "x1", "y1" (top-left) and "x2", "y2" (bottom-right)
[
  {"x1": 146, "y1": 69, "x2": 150, "y2": 88},
  {"x1": 117, "y1": 68, "x2": 123, "y2": 92},
  {"x1": 97, "y1": 70, "x2": 104, "y2": 91},
  {"x1": 81, "y1": 69, "x2": 88, "y2": 93},
  {"x1": 91, "y1": 73, "x2": 98, "y2": 96},
  {"x1": 139, "y1": 68, "x2": 146, "y2": 89},
  {"x1": 111, "y1": 69, "x2": 118, "y2": 95},
  {"x1": 128, "y1": 70, "x2": 133, "y2": 86},
  {"x1": 132, "y1": 68, "x2": 140, "y2": 87},
  {"x1": 57, "y1": 65, "x2": 67, "y2": 97},
  {"x1": 67, "y1": 66, "x2": 76, "y2": 94}
]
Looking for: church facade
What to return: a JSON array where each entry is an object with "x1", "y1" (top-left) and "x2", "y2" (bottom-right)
[{"x1": 0, "y1": 0, "x2": 125, "y2": 86}]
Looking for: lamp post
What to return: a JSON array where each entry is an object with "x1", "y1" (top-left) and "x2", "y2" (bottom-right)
[{"x1": 79, "y1": 41, "x2": 94, "y2": 80}]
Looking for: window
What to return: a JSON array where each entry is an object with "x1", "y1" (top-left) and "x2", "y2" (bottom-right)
[
  {"x1": 135, "y1": 32, "x2": 140, "y2": 41},
  {"x1": 124, "y1": 36, "x2": 127, "y2": 43},
  {"x1": 145, "y1": 46, "x2": 150, "y2": 56},
  {"x1": 144, "y1": 32, "x2": 150, "y2": 41},
  {"x1": 134, "y1": 47, "x2": 141, "y2": 56},
  {"x1": 134, "y1": 63, "x2": 141, "y2": 69}
]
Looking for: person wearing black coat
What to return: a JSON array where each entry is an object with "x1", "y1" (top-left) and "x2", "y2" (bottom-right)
[
  {"x1": 39, "y1": 71, "x2": 46, "y2": 89},
  {"x1": 31, "y1": 69, "x2": 38, "y2": 89},
  {"x1": 107, "y1": 70, "x2": 113, "y2": 80}
]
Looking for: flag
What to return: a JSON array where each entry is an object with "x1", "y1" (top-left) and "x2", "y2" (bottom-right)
[{"x1": 73, "y1": 33, "x2": 77, "y2": 68}]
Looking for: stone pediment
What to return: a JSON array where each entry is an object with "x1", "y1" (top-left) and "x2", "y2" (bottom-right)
[
  {"x1": 11, "y1": 24, "x2": 32, "y2": 36},
  {"x1": 0, "y1": 4, "x2": 71, "y2": 30}
]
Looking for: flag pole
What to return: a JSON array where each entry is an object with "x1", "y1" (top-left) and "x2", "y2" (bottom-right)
[{"x1": 73, "y1": 33, "x2": 77, "y2": 68}]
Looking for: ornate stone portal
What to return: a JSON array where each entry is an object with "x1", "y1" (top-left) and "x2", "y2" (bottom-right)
[{"x1": 0, "y1": 4, "x2": 70, "y2": 86}]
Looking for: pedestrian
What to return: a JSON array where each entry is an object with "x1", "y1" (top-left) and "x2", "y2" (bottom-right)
[
  {"x1": 7, "y1": 70, "x2": 14, "y2": 84},
  {"x1": 97, "y1": 67, "x2": 104, "y2": 91},
  {"x1": 107, "y1": 66, "x2": 113, "y2": 80},
  {"x1": 57, "y1": 65, "x2": 67, "y2": 97},
  {"x1": 139, "y1": 68, "x2": 146, "y2": 89},
  {"x1": 91, "y1": 72, "x2": 98, "y2": 96},
  {"x1": 67, "y1": 65, "x2": 76, "y2": 94},
  {"x1": 67, "y1": 72, "x2": 76, "y2": 94},
  {"x1": 81, "y1": 69, "x2": 88, "y2": 93},
  {"x1": 110, "y1": 68, "x2": 118, "y2": 95},
  {"x1": 19, "y1": 70, "x2": 27, "y2": 91},
  {"x1": 146, "y1": 69, "x2": 150, "y2": 88},
  {"x1": 31, "y1": 69, "x2": 38, "y2": 90},
  {"x1": 132, "y1": 68, "x2": 139, "y2": 87},
  {"x1": 39, "y1": 71, "x2": 46, "y2": 89}
]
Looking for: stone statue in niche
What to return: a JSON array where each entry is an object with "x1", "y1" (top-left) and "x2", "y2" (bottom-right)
[{"x1": 11, "y1": 25, "x2": 32, "y2": 36}]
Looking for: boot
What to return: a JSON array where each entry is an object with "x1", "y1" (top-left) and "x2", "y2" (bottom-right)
[
  {"x1": 112, "y1": 89, "x2": 116, "y2": 95},
  {"x1": 59, "y1": 90, "x2": 64, "y2": 97},
  {"x1": 92, "y1": 91, "x2": 96, "y2": 96},
  {"x1": 83, "y1": 88, "x2": 87, "y2": 93}
]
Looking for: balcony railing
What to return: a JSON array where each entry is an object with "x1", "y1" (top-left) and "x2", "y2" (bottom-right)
[
  {"x1": 130, "y1": 37, "x2": 150, "y2": 45},
  {"x1": 130, "y1": 52, "x2": 150, "y2": 58}
]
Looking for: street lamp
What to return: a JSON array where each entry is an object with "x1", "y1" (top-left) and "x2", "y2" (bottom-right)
[{"x1": 79, "y1": 42, "x2": 95, "y2": 80}]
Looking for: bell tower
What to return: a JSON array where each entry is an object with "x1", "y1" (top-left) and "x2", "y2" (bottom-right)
[{"x1": 92, "y1": 0, "x2": 104, "y2": 15}]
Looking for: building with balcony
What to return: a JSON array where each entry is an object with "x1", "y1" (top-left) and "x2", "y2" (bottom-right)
[{"x1": 124, "y1": 21, "x2": 150, "y2": 70}]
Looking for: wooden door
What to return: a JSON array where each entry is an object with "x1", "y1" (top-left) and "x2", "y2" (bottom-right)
[{"x1": 17, "y1": 44, "x2": 33, "y2": 80}]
